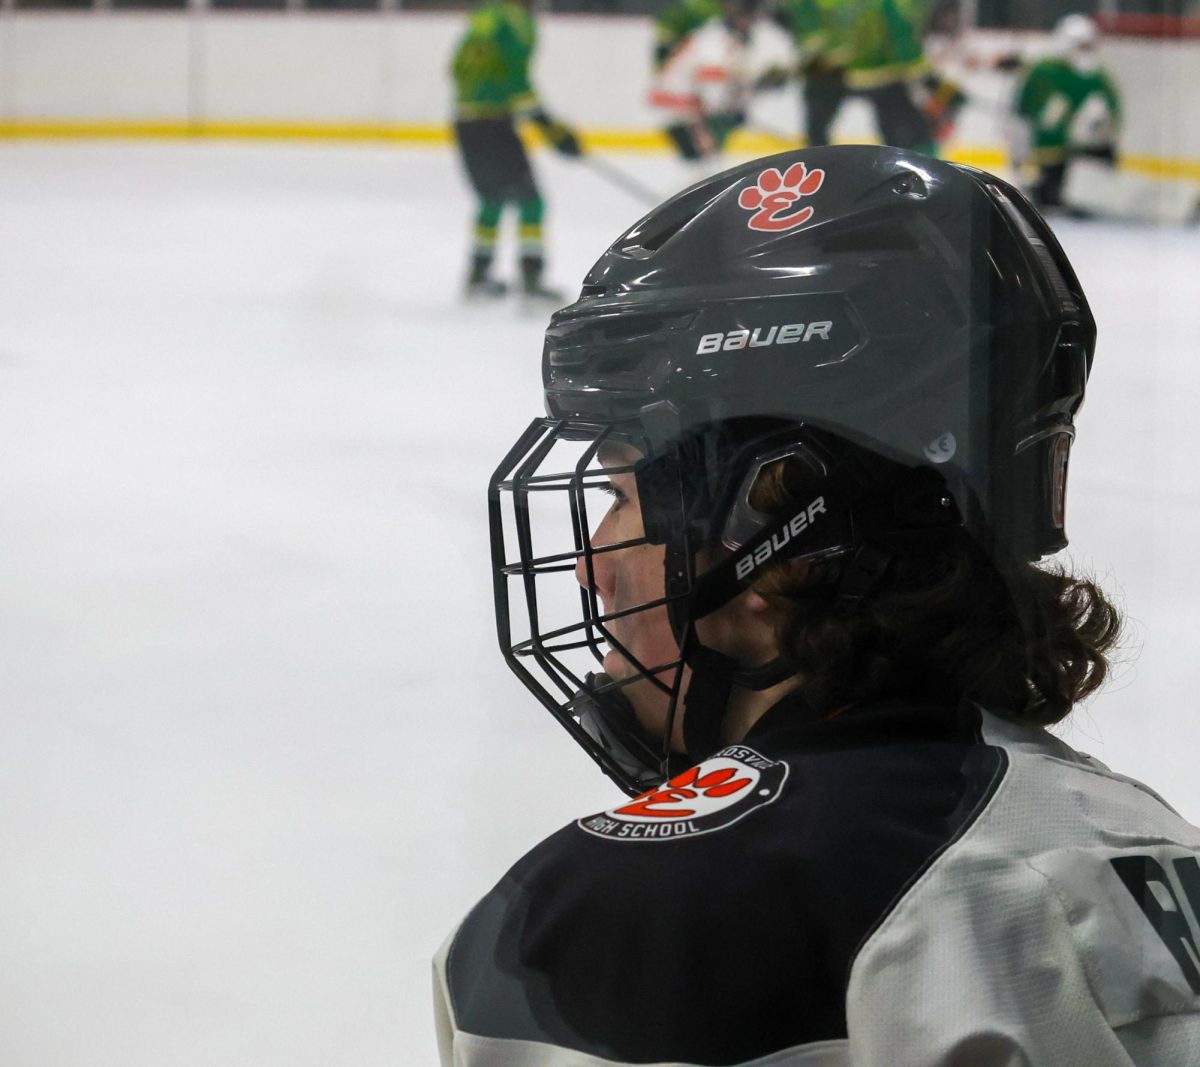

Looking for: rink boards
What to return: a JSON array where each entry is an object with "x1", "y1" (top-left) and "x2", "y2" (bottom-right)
[{"x1": 0, "y1": 13, "x2": 1198, "y2": 180}]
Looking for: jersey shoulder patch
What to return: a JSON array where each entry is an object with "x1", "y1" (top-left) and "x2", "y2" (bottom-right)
[{"x1": 577, "y1": 745, "x2": 788, "y2": 842}]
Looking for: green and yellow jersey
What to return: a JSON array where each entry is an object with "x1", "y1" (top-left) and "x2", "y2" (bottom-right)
[
  {"x1": 1016, "y1": 58, "x2": 1121, "y2": 160},
  {"x1": 452, "y1": 1, "x2": 539, "y2": 119},
  {"x1": 778, "y1": 0, "x2": 930, "y2": 88},
  {"x1": 775, "y1": 0, "x2": 847, "y2": 59}
]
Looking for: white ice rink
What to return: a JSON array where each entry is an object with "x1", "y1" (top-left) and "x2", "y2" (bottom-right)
[{"x1": 1, "y1": 142, "x2": 1198, "y2": 1066}]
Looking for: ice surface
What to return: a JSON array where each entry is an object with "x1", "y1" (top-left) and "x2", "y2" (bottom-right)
[{"x1": 0, "y1": 142, "x2": 1198, "y2": 1066}]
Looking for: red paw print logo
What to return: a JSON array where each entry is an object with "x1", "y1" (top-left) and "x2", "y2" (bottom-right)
[
  {"x1": 738, "y1": 162, "x2": 826, "y2": 233},
  {"x1": 614, "y1": 765, "x2": 752, "y2": 819},
  {"x1": 578, "y1": 746, "x2": 788, "y2": 840}
]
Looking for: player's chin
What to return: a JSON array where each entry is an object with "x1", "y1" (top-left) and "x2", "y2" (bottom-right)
[
  {"x1": 625, "y1": 678, "x2": 688, "y2": 753},
  {"x1": 601, "y1": 650, "x2": 689, "y2": 751},
  {"x1": 602, "y1": 642, "x2": 673, "y2": 683}
]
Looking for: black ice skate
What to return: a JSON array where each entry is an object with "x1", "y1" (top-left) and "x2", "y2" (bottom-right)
[
  {"x1": 519, "y1": 253, "x2": 564, "y2": 310},
  {"x1": 464, "y1": 250, "x2": 508, "y2": 301}
]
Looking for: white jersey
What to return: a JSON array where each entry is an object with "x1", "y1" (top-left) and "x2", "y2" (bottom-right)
[
  {"x1": 850, "y1": 710, "x2": 1200, "y2": 1064},
  {"x1": 649, "y1": 17, "x2": 786, "y2": 119},
  {"x1": 434, "y1": 696, "x2": 1200, "y2": 1065}
]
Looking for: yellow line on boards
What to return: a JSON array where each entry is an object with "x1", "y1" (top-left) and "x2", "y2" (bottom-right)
[
  {"x1": 0, "y1": 120, "x2": 454, "y2": 142},
  {"x1": 1, "y1": 119, "x2": 1197, "y2": 181},
  {"x1": 0, "y1": 120, "x2": 198, "y2": 139},
  {"x1": 1123, "y1": 153, "x2": 1200, "y2": 182}
]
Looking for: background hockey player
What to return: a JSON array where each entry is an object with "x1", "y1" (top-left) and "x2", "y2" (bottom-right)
[
  {"x1": 649, "y1": 0, "x2": 787, "y2": 164},
  {"x1": 1013, "y1": 14, "x2": 1121, "y2": 211},
  {"x1": 913, "y1": 0, "x2": 968, "y2": 149},
  {"x1": 450, "y1": 0, "x2": 582, "y2": 301},
  {"x1": 775, "y1": 0, "x2": 939, "y2": 154},
  {"x1": 435, "y1": 145, "x2": 1200, "y2": 1064}
]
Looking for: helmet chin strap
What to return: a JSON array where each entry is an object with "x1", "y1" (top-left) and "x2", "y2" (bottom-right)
[
  {"x1": 680, "y1": 641, "x2": 738, "y2": 762},
  {"x1": 680, "y1": 640, "x2": 797, "y2": 763},
  {"x1": 667, "y1": 529, "x2": 833, "y2": 764}
]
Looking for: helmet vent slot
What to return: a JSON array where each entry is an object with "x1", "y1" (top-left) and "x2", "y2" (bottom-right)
[
  {"x1": 891, "y1": 171, "x2": 929, "y2": 199},
  {"x1": 639, "y1": 215, "x2": 692, "y2": 253},
  {"x1": 618, "y1": 186, "x2": 722, "y2": 257}
]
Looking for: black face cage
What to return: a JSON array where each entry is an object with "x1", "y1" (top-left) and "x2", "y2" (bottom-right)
[{"x1": 489, "y1": 417, "x2": 695, "y2": 796}]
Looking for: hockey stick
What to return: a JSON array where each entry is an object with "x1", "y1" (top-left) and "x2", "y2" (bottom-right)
[{"x1": 582, "y1": 155, "x2": 664, "y2": 206}]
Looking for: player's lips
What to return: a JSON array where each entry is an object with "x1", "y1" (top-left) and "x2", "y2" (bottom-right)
[
  {"x1": 598, "y1": 620, "x2": 642, "y2": 677},
  {"x1": 601, "y1": 648, "x2": 627, "y2": 678}
]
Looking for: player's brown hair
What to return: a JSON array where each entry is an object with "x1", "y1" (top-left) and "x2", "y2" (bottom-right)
[{"x1": 747, "y1": 457, "x2": 1123, "y2": 727}]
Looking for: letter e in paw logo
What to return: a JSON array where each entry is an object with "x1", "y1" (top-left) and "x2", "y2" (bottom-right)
[
  {"x1": 577, "y1": 747, "x2": 788, "y2": 842},
  {"x1": 738, "y1": 162, "x2": 825, "y2": 233}
]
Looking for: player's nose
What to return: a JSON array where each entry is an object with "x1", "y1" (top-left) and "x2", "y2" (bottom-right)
[
  {"x1": 575, "y1": 540, "x2": 614, "y2": 601},
  {"x1": 575, "y1": 514, "x2": 616, "y2": 601}
]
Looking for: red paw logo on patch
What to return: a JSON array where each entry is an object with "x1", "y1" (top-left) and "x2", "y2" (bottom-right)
[
  {"x1": 613, "y1": 765, "x2": 753, "y2": 819},
  {"x1": 738, "y1": 162, "x2": 826, "y2": 233},
  {"x1": 577, "y1": 747, "x2": 789, "y2": 841}
]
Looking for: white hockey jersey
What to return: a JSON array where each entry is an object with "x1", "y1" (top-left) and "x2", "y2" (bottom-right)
[
  {"x1": 434, "y1": 696, "x2": 1200, "y2": 1065},
  {"x1": 649, "y1": 16, "x2": 789, "y2": 119}
]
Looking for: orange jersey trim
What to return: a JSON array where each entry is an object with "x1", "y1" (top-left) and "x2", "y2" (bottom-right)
[{"x1": 648, "y1": 89, "x2": 703, "y2": 111}]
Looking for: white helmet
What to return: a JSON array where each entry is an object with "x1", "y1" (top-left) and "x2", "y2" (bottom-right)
[
  {"x1": 1055, "y1": 14, "x2": 1101, "y2": 70},
  {"x1": 1056, "y1": 14, "x2": 1099, "y2": 52}
]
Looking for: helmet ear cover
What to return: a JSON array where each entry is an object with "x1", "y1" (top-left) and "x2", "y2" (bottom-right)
[{"x1": 633, "y1": 422, "x2": 964, "y2": 633}]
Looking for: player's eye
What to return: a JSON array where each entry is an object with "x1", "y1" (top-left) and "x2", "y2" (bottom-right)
[{"x1": 597, "y1": 482, "x2": 629, "y2": 509}]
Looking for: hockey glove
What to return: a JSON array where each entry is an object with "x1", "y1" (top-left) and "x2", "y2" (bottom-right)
[
  {"x1": 531, "y1": 110, "x2": 583, "y2": 157},
  {"x1": 920, "y1": 73, "x2": 967, "y2": 142},
  {"x1": 753, "y1": 65, "x2": 791, "y2": 91}
]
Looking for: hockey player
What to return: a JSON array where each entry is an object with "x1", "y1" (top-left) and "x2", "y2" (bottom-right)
[
  {"x1": 435, "y1": 145, "x2": 1200, "y2": 1064},
  {"x1": 1013, "y1": 16, "x2": 1198, "y2": 225},
  {"x1": 649, "y1": 0, "x2": 784, "y2": 163},
  {"x1": 1013, "y1": 14, "x2": 1121, "y2": 211},
  {"x1": 914, "y1": 0, "x2": 969, "y2": 148},
  {"x1": 773, "y1": 0, "x2": 849, "y2": 148},
  {"x1": 777, "y1": 0, "x2": 938, "y2": 154},
  {"x1": 450, "y1": 0, "x2": 582, "y2": 302}
]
